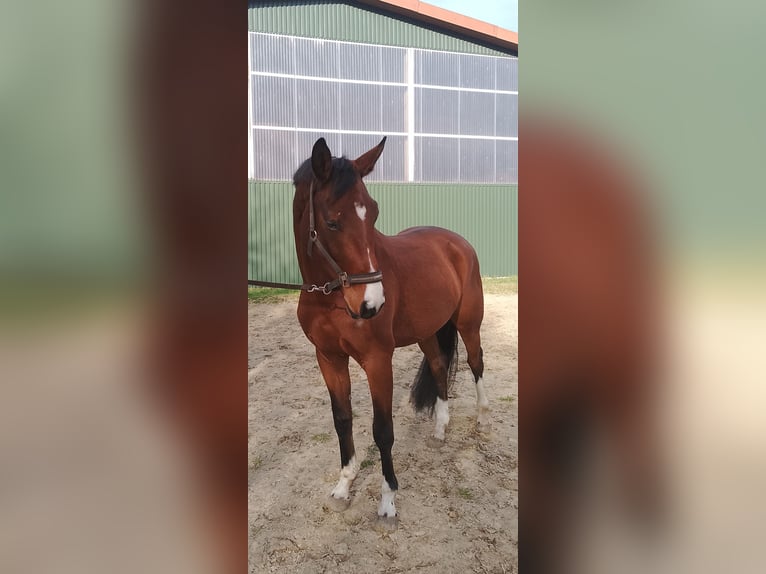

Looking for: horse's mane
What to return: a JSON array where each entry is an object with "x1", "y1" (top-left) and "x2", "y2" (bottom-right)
[{"x1": 292, "y1": 156, "x2": 359, "y2": 199}]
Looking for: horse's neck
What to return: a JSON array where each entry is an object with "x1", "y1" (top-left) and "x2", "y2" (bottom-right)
[
  {"x1": 292, "y1": 183, "x2": 309, "y2": 232},
  {"x1": 372, "y1": 229, "x2": 391, "y2": 259}
]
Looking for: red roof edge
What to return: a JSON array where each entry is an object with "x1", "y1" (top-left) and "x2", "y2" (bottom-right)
[{"x1": 355, "y1": 0, "x2": 518, "y2": 53}]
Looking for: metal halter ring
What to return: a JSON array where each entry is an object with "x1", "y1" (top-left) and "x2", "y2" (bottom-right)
[{"x1": 307, "y1": 282, "x2": 332, "y2": 295}]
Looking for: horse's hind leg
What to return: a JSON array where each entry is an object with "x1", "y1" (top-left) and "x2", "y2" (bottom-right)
[
  {"x1": 418, "y1": 336, "x2": 451, "y2": 442},
  {"x1": 316, "y1": 350, "x2": 357, "y2": 510},
  {"x1": 455, "y1": 314, "x2": 490, "y2": 429}
]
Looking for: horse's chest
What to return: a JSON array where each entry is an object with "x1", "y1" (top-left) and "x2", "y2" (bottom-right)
[
  {"x1": 299, "y1": 304, "x2": 388, "y2": 359},
  {"x1": 298, "y1": 305, "x2": 348, "y2": 349}
]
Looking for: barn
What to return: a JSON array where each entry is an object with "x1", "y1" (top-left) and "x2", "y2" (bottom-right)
[{"x1": 248, "y1": 0, "x2": 518, "y2": 284}]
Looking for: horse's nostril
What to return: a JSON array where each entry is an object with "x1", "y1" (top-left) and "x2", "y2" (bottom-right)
[{"x1": 360, "y1": 301, "x2": 377, "y2": 319}]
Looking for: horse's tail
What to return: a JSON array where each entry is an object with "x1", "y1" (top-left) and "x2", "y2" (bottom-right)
[{"x1": 410, "y1": 321, "x2": 459, "y2": 414}]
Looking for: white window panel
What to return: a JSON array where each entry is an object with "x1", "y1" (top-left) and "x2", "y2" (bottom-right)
[
  {"x1": 338, "y1": 42, "x2": 381, "y2": 82},
  {"x1": 251, "y1": 33, "x2": 293, "y2": 74},
  {"x1": 496, "y1": 57, "x2": 518, "y2": 92},
  {"x1": 416, "y1": 137, "x2": 460, "y2": 182},
  {"x1": 496, "y1": 93, "x2": 518, "y2": 138},
  {"x1": 339, "y1": 83, "x2": 382, "y2": 132},
  {"x1": 295, "y1": 79, "x2": 340, "y2": 130},
  {"x1": 251, "y1": 75, "x2": 295, "y2": 127},
  {"x1": 381, "y1": 85, "x2": 407, "y2": 133},
  {"x1": 460, "y1": 54, "x2": 496, "y2": 90},
  {"x1": 252, "y1": 129, "x2": 295, "y2": 181},
  {"x1": 294, "y1": 37, "x2": 338, "y2": 78},
  {"x1": 381, "y1": 46, "x2": 407, "y2": 83},
  {"x1": 460, "y1": 91, "x2": 495, "y2": 136},
  {"x1": 460, "y1": 138, "x2": 495, "y2": 183},
  {"x1": 415, "y1": 50, "x2": 460, "y2": 87},
  {"x1": 496, "y1": 140, "x2": 518, "y2": 184},
  {"x1": 416, "y1": 88, "x2": 459, "y2": 135}
]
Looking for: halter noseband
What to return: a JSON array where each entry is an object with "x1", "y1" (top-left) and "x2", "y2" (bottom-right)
[{"x1": 304, "y1": 181, "x2": 383, "y2": 295}]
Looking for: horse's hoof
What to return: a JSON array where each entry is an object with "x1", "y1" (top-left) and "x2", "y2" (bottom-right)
[
  {"x1": 325, "y1": 495, "x2": 351, "y2": 512},
  {"x1": 477, "y1": 419, "x2": 492, "y2": 433},
  {"x1": 477, "y1": 409, "x2": 492, "y2": 432},
  {"x1": 427, "y1": 436, "x2": 446, "y2": 449},
  {"x1": 375, "y1": 514, "x2": 399, "y2": 532}
]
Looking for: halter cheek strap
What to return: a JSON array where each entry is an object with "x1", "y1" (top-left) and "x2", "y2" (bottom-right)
[
  {"x1": 307, "y1": 180, "x2": 316, "y2": 257},
  {"x1": 305, "y1": 180, "x2": 383, "y2": 294}
]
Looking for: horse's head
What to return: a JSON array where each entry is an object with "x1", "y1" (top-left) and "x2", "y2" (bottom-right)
[{"x1": 308, "y1": 137, "x2": 387, "y2": 319}]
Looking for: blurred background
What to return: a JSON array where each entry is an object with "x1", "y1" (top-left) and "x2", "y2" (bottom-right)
[
  {"x1": 1, "y1": 0, "x2": 765, "y2": 573},
  {"x1": 521, "y1": 0, "x2": 766, "y2": 573},
  {"x1": 0, "y1": 1, "x2": 245, "y2": 573}
]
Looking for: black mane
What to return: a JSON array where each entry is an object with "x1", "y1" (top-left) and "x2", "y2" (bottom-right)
[{"x1": 292, "y1": 156, "x2": 359, "y2": 199}]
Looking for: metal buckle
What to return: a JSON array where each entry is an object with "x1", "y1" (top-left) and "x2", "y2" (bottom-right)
[
  {"x1": 339, "y1": 272, "x2": 349, "y2": 288},
  {"x1": 307, "y1": 282, "x2": 332, "y2": 294}
]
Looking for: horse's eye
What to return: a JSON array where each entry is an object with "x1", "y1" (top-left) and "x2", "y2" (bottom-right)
[{"x1": 326, "y1": 219, "x2": 340, "y2": 231}]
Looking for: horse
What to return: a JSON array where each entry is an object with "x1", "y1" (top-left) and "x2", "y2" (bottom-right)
[{"x1": 291, "y1": 137, "x2": 489, "y2": 521}]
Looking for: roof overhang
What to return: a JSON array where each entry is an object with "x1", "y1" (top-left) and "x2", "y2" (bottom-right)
[{"x1": 356, "y1": 0, "x2": 518, "y2": 53}]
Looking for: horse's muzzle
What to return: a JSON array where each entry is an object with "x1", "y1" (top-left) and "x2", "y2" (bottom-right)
[
  {"x1": 346, "y1": 301, "x2": 385, "y2": 319},
  {"x1": 360, "y1": 300, "x2": 377, "y2": 319}
]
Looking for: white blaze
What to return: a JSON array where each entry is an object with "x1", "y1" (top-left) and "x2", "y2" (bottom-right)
[
  {"x1": 355, "y1": 202, "x2": 367, "y2": 221},
  {"x1": 433, "y1": 397, "x2": 450, "y2": 440},
  {"x1": 330, "y1": 455, "x2": 358, "y2": 501},
  {"x1": 364, "y1": 248, "x2": 385, "y2": 311},
  {"x1": 378, "y1": 478, "x2": 397, "y2": 518}
]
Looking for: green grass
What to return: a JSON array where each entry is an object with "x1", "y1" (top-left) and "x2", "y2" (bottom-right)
[
  {"x1": 498, "y1": 395, "x2": 515, "y2": 403},
  {"x1": 360, "y1": 443, "x2": 379, "y2": 470},
  {"x1": 247, "y1": 287, "x2": 300, "y2": 304},
  {"x1": 457, "y1": 487, "x2": 474, "y2": 500},
  {"x1": 248, "y1": 276, "x2": 516, "y2": 303},
  {"x1": 482, "y1": 276, "x2": 518, "y2": 294},
  {"x1": 311, "y1": 433, "x2": 331, "y2": 443},
  {"x1": 249, "y1": 455, "x2": 262, "y2": 471}
]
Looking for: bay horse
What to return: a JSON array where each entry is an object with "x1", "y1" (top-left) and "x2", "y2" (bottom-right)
[{"x1": 292, "y1": 137, "x2": 489, "y2": 520}]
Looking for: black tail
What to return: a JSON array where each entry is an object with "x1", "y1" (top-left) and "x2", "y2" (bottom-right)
[{"x1": 410, "y1": 321, "x2": 459, "y2": 414}]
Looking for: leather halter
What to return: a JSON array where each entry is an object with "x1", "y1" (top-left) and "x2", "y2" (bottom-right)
[{"x1": 303, "y1": 181, "x2": 383, "y2": 295}]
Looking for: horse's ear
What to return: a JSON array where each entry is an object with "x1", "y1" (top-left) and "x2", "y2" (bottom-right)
[
  {"x1": 354, "y1": 136, "x2": 386, "y2": 178},
  {"x1": 311, "y1": 138, "x2": 332, "y2": 183}
]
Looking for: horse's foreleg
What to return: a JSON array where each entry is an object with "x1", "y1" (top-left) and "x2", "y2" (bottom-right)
[
  {"x1": 316, "y1": 350, "x2": 357, "y2": 508},
  {"x1": 365, "y1": 353, "x2": 398, "y2": 519}
]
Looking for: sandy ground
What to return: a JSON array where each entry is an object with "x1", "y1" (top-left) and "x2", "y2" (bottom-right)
[{"x1": 248, "y1": 293, "x2": 517, "y2": 573}]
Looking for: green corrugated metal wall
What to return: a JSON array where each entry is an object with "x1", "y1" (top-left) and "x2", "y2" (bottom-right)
[
  {"x1": 248, "y1": 1, "x2": 514, "y2": 56},
  {"x1": 249, "y1": 181, "x2": 518, "y2": 283},
  {"x1": 373, "y1": 184, "x2": 518, "y2": 278},
  {"x1": 249, "y1": 181, "x2": 298, "y2": 284}
]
